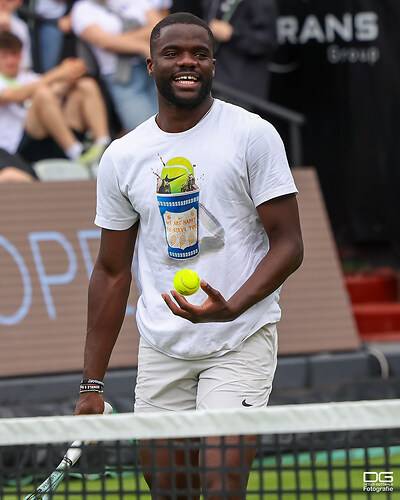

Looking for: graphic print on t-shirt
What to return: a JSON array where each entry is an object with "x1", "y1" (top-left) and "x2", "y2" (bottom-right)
[
  {"x1": 156, "y1": 156, "x2": 200, "y2": 260},
  {"x1": 156, "y1": 155, "x2": 225, "y2": 260}
]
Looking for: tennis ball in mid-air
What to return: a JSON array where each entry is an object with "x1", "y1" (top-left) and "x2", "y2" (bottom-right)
[
  {"x1": 161, "y1": 157, "x2": 194, "y2": 193},
  {"x1": 173, "y1": 269, "x2": 200, "y2": 296}
]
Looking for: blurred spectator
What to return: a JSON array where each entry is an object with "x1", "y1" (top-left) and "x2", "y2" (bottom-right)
[
  {"x1": 0, "y1": 31, "x2": 111, "y2": 167},
  {"x1": 0, "y1": 147, "x2": 37, "y2": 182},
  {"x1": 150, "y1": 0, "x2": 171, "y2": 17},
  {"x1": 170, "y1": 0, "x2": 202, "y2": 17},
  {"x1": 154, "y1": 0, "x2": 170, "y2": 16},
  {"x1": 32, "y1": 0, "x2": 73, "y2": 72},
  {"x1": 71, "y1": 0, "x2": 162, "y2": 132},
  {"x1": 202, "y1": 0, "x2": 278, "y2": 99},
  {"x1": 0, "y1": 0, "x2": 32, "y2": 70}
]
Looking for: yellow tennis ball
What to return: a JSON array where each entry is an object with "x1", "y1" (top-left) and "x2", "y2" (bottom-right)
[
  {"x1": 173, "y1": 269, "x2": 200, "y2": 296},
  {"x1": 162, "y1": 157, "x2": 194, "y2": 193}
]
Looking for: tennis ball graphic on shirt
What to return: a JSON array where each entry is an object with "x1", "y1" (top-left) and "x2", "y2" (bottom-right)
[{"x1": 161, "y1": 157, "x2": 194, "y2": 193}]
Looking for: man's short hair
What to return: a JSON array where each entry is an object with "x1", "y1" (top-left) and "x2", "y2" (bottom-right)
[
  {"x1": 0, "y1": 31, "x2": 23, "y2": 51},
  {"x1": 150, "y1": 12, "x2": 215, "y2": 56}
]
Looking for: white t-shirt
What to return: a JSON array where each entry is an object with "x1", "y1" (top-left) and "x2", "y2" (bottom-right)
[
  {"x1": 107, "y1": 0, "x2": 153, "y2": 20},
  {"x1": 0, "y1": 71, "x2": 39, "y2": 153},
  {"x1": 95, "y1": 99, "x2": 298, "y2": 360},
  {"x1": 71, "y1": 0, "x2": 151, "y2": 76},
  {"x1": 149, "y1": 0, "x2": 172, "y2": 9},
  {"x1": 35, "y1": 0, "x2": 68, "y2": 19},
  {"x1": 11, "y1": 16, "x2": 32, "y2": 71}
]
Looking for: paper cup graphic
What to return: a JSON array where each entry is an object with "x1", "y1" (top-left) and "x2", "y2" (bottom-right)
[{"x1": 157, "y1": 189, "x2": 200, "y2": 259}]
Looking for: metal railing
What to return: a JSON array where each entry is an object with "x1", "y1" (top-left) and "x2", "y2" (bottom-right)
[{"x1": 211, "y1": 81, "x2": 306, "y2": 166}]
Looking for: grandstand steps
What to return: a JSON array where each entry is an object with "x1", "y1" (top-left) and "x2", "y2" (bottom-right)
[{"x1": 345, "y1": 270, "x2": 400, "y2": 342}]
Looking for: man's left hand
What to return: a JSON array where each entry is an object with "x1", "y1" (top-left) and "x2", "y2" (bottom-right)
[{"x1": 162, "y1": 280, "x2": 237, "y2": 323}]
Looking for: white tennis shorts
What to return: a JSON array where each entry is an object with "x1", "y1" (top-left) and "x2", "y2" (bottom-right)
[{"x1": 134, "y1": 323, "x2": 278, "y2": 412}]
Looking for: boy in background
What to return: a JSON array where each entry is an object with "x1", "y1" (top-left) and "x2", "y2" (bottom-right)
[{"x1": 0, "y1": 31, "x2": 111, "y2": 167}]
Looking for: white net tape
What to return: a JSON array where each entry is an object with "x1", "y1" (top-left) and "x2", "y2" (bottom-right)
[{"x1": 1, "y1": 399, "x2": 400, "y2": 446}]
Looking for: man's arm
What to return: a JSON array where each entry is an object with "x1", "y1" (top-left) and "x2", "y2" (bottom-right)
[
  {"x1": 79, "y1": 9, "x2": 162, "y2": 56},
  {"x1": 75, "y1": 223, "x2": 138, "y2": 415},
  {"x1": 80, "y1": 24, "x2": 150, "y2": 55},
  {"x1": 0, "y1": 58, "x2": 86, "y2": 104},
  {"x1": 162, "y1": 193, "x2": 303, "y2": 322}
]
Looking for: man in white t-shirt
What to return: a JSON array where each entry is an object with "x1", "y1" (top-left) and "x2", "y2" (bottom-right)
[
  {"x1": 71, "y1": 0, "x2": 161, "y2": 132},
  {"x1": 75, "y1": 12, "x2": 303, "y2": 498}
]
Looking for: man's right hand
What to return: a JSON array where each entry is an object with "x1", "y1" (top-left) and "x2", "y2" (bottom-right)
[
  {"x1": 60, "y1": 57, "x2": 87, "y2": 82},
  {"x1": 74, "y1": 391, "x2": 105, "y2": 415}
]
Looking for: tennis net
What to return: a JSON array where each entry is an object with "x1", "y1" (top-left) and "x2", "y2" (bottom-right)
[{"x1": 1, "y1": 399, "x2": 399, "y2": 499}]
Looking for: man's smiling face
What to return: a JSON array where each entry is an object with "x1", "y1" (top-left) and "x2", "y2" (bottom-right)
[{"x1": 148, "y1": 23, "x2": 216, "y2": 109}]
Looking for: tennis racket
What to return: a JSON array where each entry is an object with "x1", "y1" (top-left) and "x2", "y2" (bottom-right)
[{"x1": 23, "y1": 402, "x2": 113, "y2": 500}]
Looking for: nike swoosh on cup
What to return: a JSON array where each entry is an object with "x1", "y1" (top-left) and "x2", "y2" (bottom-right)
[{"x1": 241, "y1": 399, "x2": 253, "y2": 407}]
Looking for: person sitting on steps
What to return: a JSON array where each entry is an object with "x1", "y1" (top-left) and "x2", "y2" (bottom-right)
[{"x1": 0, "y1": 31, "x2": 111, "y2": 169}]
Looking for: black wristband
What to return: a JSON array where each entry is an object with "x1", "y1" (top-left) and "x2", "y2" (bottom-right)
[
  {"x1": 79, "y1": 378, "x2": 104, "y2": 394},
  {"x1": 81, "y1": 378, "x2": 104, "y2": 386}
]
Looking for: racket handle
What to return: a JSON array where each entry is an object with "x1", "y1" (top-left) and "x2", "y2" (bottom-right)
[
  {"x1": 103, "y1": 401, "x2": 113, "y2": 415},
  {"x1": 64, "y1": 402, "x2": 113, "y2": 464},
  {"x1": 64, "y1": 440, "x2": 83, "y2": 465},
  {"x1": 25, "y1": 403, "x2": 114, "y2": 500}
]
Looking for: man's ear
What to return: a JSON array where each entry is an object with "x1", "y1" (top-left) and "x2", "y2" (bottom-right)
[{"x1": 147, "y1": 57, "x2": 154, "y2": 77}]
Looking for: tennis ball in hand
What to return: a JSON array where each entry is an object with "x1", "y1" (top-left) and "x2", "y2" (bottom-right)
[{"x1": 173, "y1": 269, "x2": 200, "y2": 296}]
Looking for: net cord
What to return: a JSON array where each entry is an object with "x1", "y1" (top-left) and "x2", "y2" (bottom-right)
[{"x1": 1, "y1": 399, "x2": 399, "y2": 446}]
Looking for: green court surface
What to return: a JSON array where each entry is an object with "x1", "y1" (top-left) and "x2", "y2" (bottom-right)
[{"x1": 3, "y1": 447, "x2": 399, "y2": 499}]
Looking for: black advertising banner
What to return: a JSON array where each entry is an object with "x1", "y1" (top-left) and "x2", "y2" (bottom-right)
[{"x1": 271, "y1": 0, "x2": 400, "y2": 248}]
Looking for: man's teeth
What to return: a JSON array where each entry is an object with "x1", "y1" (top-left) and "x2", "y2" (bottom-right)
[{"x1": 175, "y1": 76, "x2": 198, "y2": 85}]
